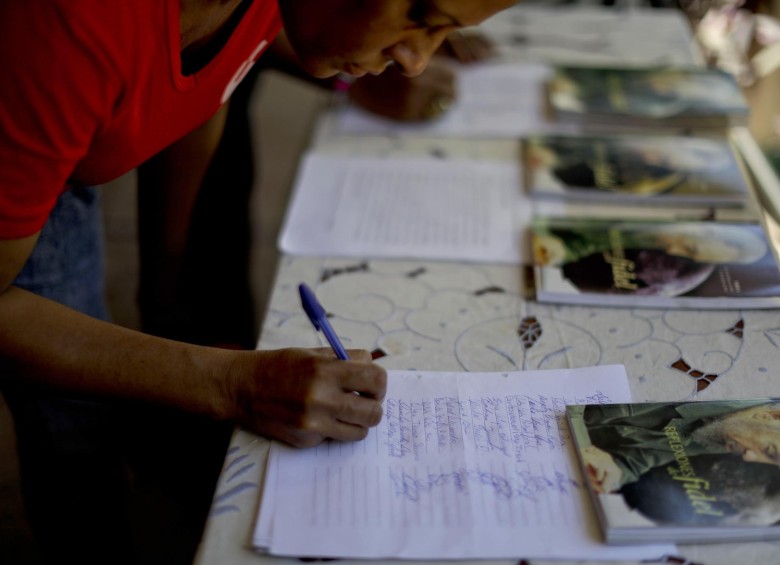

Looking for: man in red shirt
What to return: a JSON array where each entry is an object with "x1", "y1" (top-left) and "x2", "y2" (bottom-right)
[
  {"x1": 0, "y1": 0, "x2": 514, "y2": 561},
  {"x1": 146, "y1": 29, "x2": 492, "y2": 350}
]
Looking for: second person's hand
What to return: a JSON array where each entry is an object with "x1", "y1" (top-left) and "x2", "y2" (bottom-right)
[{"x1": 348, "y1": 55, "x2": 456, "y2": 122}]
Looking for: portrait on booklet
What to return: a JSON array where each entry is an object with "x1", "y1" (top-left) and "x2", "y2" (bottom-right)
[
  {"x1": 532, "y1": 218, "x2": 780, "y2": 309},
  {"x1": 522, "y1": 133, "x2": 749, "y2": 207},
  {"x1": 567, "y1": 400, "x2": 780, "y2": 544},
  {"x1": 547, "y1": 66, "x2": 749, "y2": 128}
]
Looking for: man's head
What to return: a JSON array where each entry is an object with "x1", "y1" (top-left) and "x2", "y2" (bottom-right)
[
  {"x1": 278, "y1": 0, "x2": 515, "y2": 78},
  {"x1": 693, "y1": 402, "x2": 780, "y2": 465}
]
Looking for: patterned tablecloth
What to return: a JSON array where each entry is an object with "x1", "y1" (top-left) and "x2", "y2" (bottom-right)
[{"x1": 196, "y1": 251, "x2": 780, "y2": 564}]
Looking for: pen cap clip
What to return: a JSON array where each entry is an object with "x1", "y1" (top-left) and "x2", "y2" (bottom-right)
[{"x1": 299, "y1": 283, "x2": 326, "y2": 330}]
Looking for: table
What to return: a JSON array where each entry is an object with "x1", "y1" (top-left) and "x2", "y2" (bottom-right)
[
  {"x1": 197, "y1": 256, "x2": 780, "y2": 564},
  {"x1": 195, "y1": 5, "x2": 780, "y2": 564}
]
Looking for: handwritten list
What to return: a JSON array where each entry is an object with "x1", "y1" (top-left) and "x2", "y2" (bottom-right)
[
  {"x1": 254, "y1": 366, "x2": 675, "y2": 559},
  {"x1": 277, "y1": 154, "x2": 526, "y2": 264}
]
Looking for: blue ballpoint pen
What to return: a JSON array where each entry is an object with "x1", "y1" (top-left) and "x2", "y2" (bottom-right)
[{"x1": 299, "y1": 283, "x2": 350, "y2": 360}]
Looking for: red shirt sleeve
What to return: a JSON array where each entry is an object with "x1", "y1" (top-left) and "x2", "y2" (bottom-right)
[{"x1": 0, "y1": 1, "x2": 124, "y2": 238}]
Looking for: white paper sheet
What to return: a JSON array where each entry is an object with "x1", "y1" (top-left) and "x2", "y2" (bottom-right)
[
  {"x1": 278, "y1": 153, "x2": 528, "y2": 264},
  {"x1": 254, "y1": 366, "x2": 676, "y2": 560}
]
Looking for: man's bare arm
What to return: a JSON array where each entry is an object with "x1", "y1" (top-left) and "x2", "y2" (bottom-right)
[{"x1": 0, "y1": 228, "x2": 386, "y2": 447}]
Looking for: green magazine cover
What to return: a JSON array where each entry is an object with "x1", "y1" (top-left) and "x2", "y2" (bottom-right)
[
  {"x1": 547, "y1": 67, "x2": 748, "y2": 128},
  {"x1": 523, "y1": 133, "x2": 749, "y2": 207},
  {"x1": 567, "y1": 399, "x2": 780, "y2": 544}
]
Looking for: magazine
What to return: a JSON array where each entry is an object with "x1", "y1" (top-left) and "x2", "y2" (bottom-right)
[
  {"x1": 547, "y1": 66, "x2": 749, "y2": 130},
  {"x1": 531, "y1": 217, "x2": 780, "y2": 309},
  {"x1": 522, "y1": 133, "x2": 750, "y2": 207},
  {"x1": 566, "y1": 399, "x2": 780, "y2": 544}
]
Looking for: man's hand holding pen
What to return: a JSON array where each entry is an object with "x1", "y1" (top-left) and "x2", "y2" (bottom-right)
[
  {"x1": 223, "y1": 284, "x2": 386, "y2": 448},
  {"x1": 226, "y1": 347, "x2": 386, "y2": 448}
]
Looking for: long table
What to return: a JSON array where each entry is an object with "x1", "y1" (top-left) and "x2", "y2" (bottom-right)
[{"x1": 195, "y1": 5, "x2": 780, "y2": 564}]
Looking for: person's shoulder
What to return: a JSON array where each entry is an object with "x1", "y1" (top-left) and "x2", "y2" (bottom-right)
[
  {"x1": 1, "y1": 0, "x2": 139, "y2": 34},
  {"x1": 1, "y1": 1, "x2": 156, "y2": 55},
  {"x1": 0, "y1": 1, "x2": 161, "y2": 91}
]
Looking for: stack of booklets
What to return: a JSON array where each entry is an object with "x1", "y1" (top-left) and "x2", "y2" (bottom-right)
[
  {"x1": 546, "y1": 66, "x2": 749, "y2": 131},
  {"x1": 566, "y1": 398, "x2": 780, "y2": 545},
  {"x1": 523, "y1": 64, "x2": 780, "y2": 310},
  {"x1": 530, "y1": 217, "x2": 780, "y2": 309},
  {"x1": 522, "y1": 133, "x2": 751, "y2": 207}
]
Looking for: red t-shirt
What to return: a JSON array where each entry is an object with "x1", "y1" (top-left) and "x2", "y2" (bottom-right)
[{"x1": 0, "y1": 0, "x2": 282, "y2": 238}]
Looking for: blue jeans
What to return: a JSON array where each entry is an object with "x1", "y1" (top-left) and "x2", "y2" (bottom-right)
[
  {"x1": 4, "y1": 187, "x2": 229, "y2": 564},
  {"x1": 3, "y1": 187, "x2": 135, "y2": 562},
  {"x1": 13, "y1": 185, "x2": 108, "y2": 319},
  {"x1": 10, "y1": 187, "x2": 112, "y2": 453}
]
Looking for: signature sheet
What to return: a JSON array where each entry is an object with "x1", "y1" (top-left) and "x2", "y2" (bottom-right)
[{"x1": 254, "y1": 366, "x2": 675, "y2": 559}]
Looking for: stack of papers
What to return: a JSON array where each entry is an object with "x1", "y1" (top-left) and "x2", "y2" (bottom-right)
[
  {"x1": 253, "y1": 366, "x2": 675, "y2": 560},
  {"x1": 278, "y1": 153, "x2": 527, "y2": 264}
]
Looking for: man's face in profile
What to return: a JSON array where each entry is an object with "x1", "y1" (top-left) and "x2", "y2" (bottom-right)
[
  {"x1": 694, "y1": 404, "x2": 780, "y2": 465},
  {"x1": 278, "y1": 0, "x2": 515, "y2": 78}
]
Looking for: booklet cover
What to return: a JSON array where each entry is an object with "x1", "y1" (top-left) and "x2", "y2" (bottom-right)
[
  {"x1": 566, "y1": 399, "x2": 780, "y2": 544},
  {"x1": 531, "y1": 217, "x2": 780, "y2": 309},
  {"x1": 547, "y1": 67, "x2": 749, "y2": 129},
  {"x1": 522, "y1": 134, "x2": 750, "y2": 207}
]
